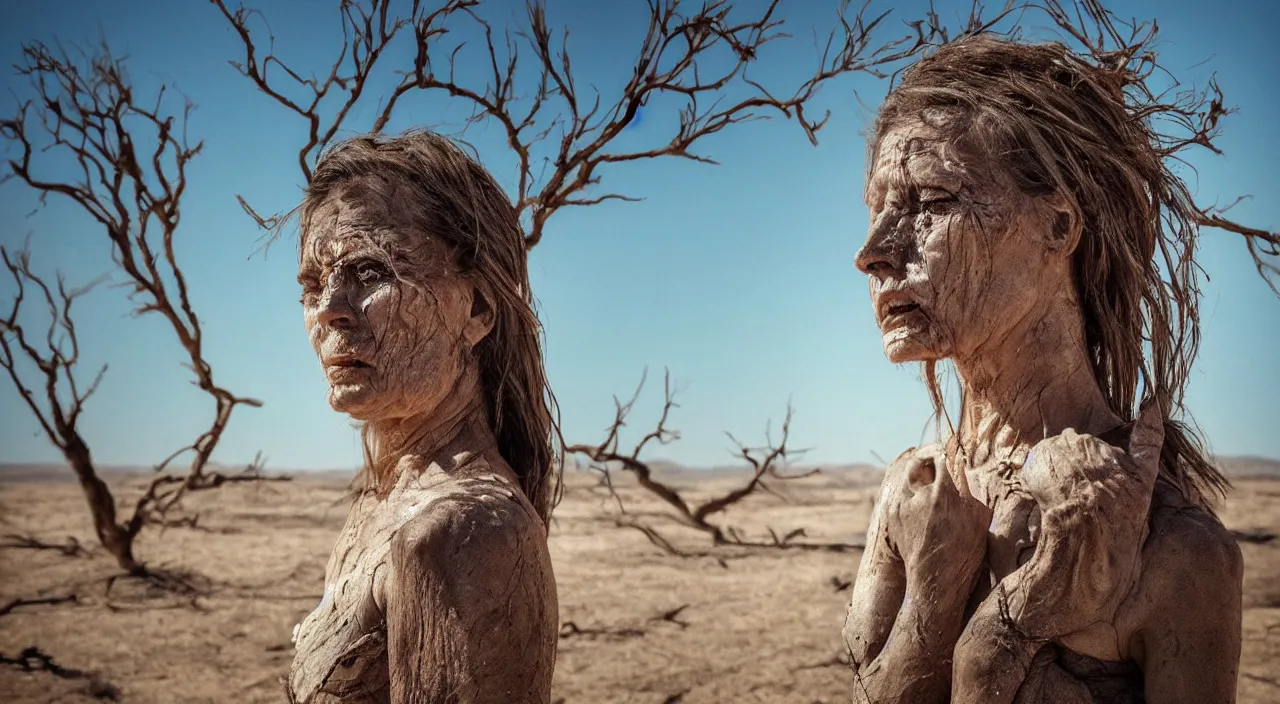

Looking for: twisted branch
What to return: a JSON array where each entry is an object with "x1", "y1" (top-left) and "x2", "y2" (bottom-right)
[
  {"x1": 0, "y1": 39, "x2": 280, "y2": 577},
  {"x1": 567, "y1": 368, "x2": 860, "y2": 555},
  {"x1": 211, "y1": 0, "x2": 935, "y2": 249}
]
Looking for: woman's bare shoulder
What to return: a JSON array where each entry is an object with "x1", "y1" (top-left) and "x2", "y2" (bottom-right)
[
  {"x1": 1115, "y1": 488, "x2": 1242, "y2": 647},
  {"x1": 1145, "y1": 494, "x2": 1240, "y2": 578},
  {"x1": 391, "y1": 461, "x2": 545, "y2": 568}
]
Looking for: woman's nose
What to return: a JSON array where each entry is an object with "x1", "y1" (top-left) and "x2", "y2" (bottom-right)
[
  {"x1": 316, "y1": 286, "x2": 357, "y2": 330},
  {"x1": 855, "y1": 216, "x2": 907, "y2": 276}
]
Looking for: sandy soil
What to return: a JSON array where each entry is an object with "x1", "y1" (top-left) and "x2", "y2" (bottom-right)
[{"x1": 1, "y1": 467, "x2": 1277, "y2": 703}]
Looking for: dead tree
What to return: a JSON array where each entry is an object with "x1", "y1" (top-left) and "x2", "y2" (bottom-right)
[
  {"x1": 0, "y1": 41, "x2": 281, "y2": 583},
  {"x1": 207, "y1": 0, "x2": 1277, "y2": 531},
  {"x1": 566, "y1": 368, "x2": 861, "y2": 555},
  {"x1": 207, "y1": 0, "x2": 953, "y2": 516},
  {"x1": 209, "y1": 0, "x2": 936, "y2": 247}
]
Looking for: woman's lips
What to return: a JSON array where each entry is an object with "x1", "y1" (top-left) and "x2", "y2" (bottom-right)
[
  {"x1": 324, "y1": 355, "x2": 372, "y2": 382},
  {"x1": 877, "y1": 292, "x2": 924, "y2": 326}
]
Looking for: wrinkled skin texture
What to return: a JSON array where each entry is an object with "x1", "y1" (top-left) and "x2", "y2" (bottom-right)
[
  {"x1": 842, "y1": 118, "x2": 1242, "y2": 703},
  {"x1": 289, "y1": 182, "x2": 558, "y2": 703},
  {"x1": 299, "y1": 180, "x2": 483, "y2": 427}
]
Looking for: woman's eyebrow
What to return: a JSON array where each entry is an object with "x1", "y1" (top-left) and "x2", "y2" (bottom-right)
[{"x1": 905, "y1": 165, "x2": 966, "y2": 194}]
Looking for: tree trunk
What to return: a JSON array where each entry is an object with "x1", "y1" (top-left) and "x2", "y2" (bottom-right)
[{"x1": 63, "y1": 438, "x2": 141, "y2": 573}]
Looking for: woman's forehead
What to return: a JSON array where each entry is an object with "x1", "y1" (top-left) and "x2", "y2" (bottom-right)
[
  {"x1": 313, "y1": 182, "x2": 414, "y2": 233},
  {"x1": 868, "y1": 124, "x2": 969, "y2": 190},
  {"x1": 299, "y1": 188, "x2": 450, "y2": 269}
]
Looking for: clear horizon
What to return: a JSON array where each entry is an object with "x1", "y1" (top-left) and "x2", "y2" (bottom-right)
[
  {"x1": 2, "y1": 0, "x2": 1277, "y2": 473},
  {"x1": 4, "y1": 453, "x2": 1280, "y2": 474}
]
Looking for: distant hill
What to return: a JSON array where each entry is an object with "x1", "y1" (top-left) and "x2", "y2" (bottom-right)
[
  {"x1": 0, "y1": 463, "x2": 339, "y2": 483},
  {"x1": 584, "y1": 456, "x2": 1280, "y2": 481},
  {"x1": 4, "y1": 454, "x2": 1279, "y2": 484},
  {"x1": 1215, "y1": 456, "x2": 1280, "y2": 480}
]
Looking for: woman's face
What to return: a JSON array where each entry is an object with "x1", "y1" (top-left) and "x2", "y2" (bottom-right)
[
  {"x1": 855, "y1": 113, "x2": 1067, "y2": 365},
  {"x1": 297, "y1": 179, "x2": 491, "y2": 422}
]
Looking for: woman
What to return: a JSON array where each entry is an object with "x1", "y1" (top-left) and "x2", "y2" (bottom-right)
[
  {"x1": 842, "y1": 34, "x2": 1247, "y2": 703},
  {"x1": 286, "y1": 129, "x2": 560, "y2": 703}
]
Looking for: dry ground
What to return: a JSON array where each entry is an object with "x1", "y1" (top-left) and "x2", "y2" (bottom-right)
[{"x1": 1, "y1": 466, "x2": 1277, "y2": 703}]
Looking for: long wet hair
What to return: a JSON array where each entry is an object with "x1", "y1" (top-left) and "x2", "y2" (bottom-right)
[
  {"x1": 298, "y1": 129, "x2": 561, "y2": 525},
  {"x1": 871, "y1": 34, "x2": 1229, "y2": 510}
]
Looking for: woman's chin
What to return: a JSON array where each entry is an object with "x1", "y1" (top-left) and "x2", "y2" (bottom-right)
[
  {"x1": 327, "y1": 386, "x2": 380, "y2": 420},
  {"x1": 882, "y1": 333, "x2": 942, "y2": 365}
]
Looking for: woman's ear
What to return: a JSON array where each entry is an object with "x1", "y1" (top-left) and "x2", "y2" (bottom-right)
[
  {"x1": 1043, "y1": 192, "x2": 1082, "y2": 258},
  {"x1": 462, "y1": 280, "x2": 496, "y2": 349}
]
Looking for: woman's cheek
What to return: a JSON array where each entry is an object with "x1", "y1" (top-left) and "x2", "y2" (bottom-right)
[
  {"x1": 360, "y1": 284, "x2": 402, "y2": 332},
  {"x1": 304, "y1": 311, "x2": 323, "y2": 351}
]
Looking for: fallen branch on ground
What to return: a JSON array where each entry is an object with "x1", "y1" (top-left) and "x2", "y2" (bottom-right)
[
  {"x1": 1230, "y1": 528, "x2": 1277, "y2": 545},
  {"x1": 0, "y1": 533, "x2": 91, "y2": 557},
  {"x1": 794, "y1": 649, "x2": 853, "y2": 671},
  {"x1": 559, "y1": 603, "x2": 694, "y2": 640},
  {"x1": 1244, "y1": 673, "x2": 1280, "y2": 689},
  {"x1": 567, "y1": 368, "x2": 864, "y2": 557},
  {"x1": 101, "y1": 566, "x2": 212, "y2": 610},
  {"x1": 557, "y1": 621, "x2": 646, "y2": 640},
  {"x1": 0, "y1": 646, "x2": 121, "y2": 701},
  {"x1": 0, "y1": 594, "x2": 81, "y2": 617},
  {"x1": 649, "y1": 604, "x2": 692, "y2": 629}
]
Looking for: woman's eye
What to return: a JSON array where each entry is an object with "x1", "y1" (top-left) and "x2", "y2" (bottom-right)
[
  {"x1": 918, "y1": 191, "x2": 958, "y2": 215},
  {"x1": 354, "y1": 262, "x2": 389, "y2": 285},
  {"x1": 920, "y1": 198, "x2": 955, "y2": 215}
]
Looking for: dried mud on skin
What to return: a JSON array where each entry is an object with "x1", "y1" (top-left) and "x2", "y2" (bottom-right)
[{"x1": 1, "y1": 470, "x2": 1278, "y2": 704}]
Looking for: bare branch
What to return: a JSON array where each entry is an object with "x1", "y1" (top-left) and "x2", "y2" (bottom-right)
[
  {"x1": 566, "y1": 368, "x2": 696, "y2": 528},
  {"x1": 567, "y1": 368, "x2": 861, "y2": 555},
  {"x1": 0, "y1": 39, "x2": 277, "y2": 580},
  {"x1": 649, "y1": 603, "x2": 691, "y2": 629},
  {"x1": 212, "y1": 0, "x2": 933, "y2": 250},
  {"x1": 0, "y1": 533, "x2": 91, "y2": 558},
  {"x1": 0, "y1": 646, "x2": 121, "y2": 701},
  {"x1": 0, "y1": 594, "x2": 81, "y2": 618},
  {"x1": 557, "y1": 620, "x2": 646, "y2": 640},
  {"x1": 0, "y1": 243, "x2": 106, "y2": 452}
]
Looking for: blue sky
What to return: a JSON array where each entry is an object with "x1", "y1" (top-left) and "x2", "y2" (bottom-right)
[{"x1": 1, "y1": 0, "x2": 1276, "y2": 472}]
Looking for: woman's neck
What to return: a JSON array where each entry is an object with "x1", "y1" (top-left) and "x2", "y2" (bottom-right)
[
  {"x1": 363, "y1": 373, "x2": 499, "y2": 490},
  {"x1": 952, "y1": 289, "x2": 1121, "y2": 467}
]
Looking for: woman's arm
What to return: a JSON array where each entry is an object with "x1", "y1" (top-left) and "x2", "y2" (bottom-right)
[
  {"x1": 954, "y1": 402, "x2": 1165, "y2": 704},
  {"x1": 386, "y1": 494, "x2": 558, "y2": 704},
  {"x1": 843, "y1": 448, "x2": 989, "y2": 704},
  {"x1": 843, "y1": 470, "x2": 907, "y2": 669}
]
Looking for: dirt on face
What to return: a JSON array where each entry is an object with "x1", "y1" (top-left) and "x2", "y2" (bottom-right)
[
  {"x1": 298, "y1": 178, "x2": 484, "y2": 428},
  {"x1": 857, "y1": 113, "x2": 1075, "y2": 369}
]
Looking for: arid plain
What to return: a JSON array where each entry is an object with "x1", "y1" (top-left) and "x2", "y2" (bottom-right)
[{"x1": 2, "y1": 459, "x2": 1278, "y2": 703}]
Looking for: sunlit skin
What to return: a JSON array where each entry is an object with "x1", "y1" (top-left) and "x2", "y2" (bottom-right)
[
  {"x1": 287, "y1": 178, "x2": 557, "y2": 704},
  {"x1": 842, "y1": 117, "x2": 1242, "y2": 704}
]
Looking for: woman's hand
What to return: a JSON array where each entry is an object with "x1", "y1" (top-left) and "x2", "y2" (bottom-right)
[
  {"x1": 952, "y1": 400, "x2": 1165, "y2": 704},
  {"x1": 843, "y1": 445, "x2": 991, "y2": 704},
  {"x1": 885, "y1": 447, "x2": 992, "y2": 598},
  {"x1": 1010, "y1": 398, "x2": 1165, "y2": 636}
]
